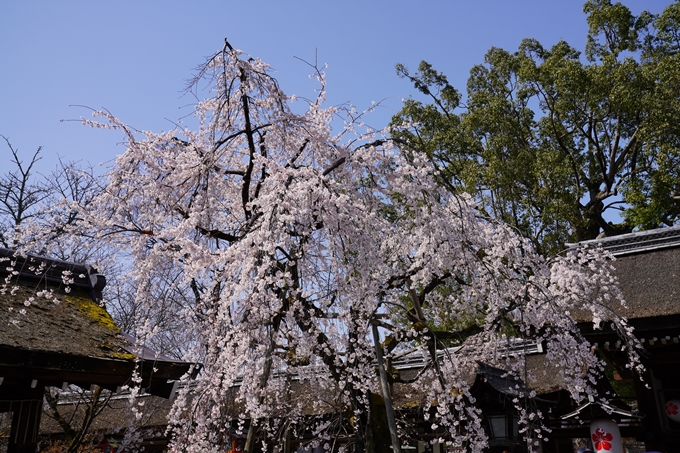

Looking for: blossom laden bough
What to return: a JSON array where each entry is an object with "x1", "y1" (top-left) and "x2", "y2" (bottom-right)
[{"x1": 40, "y1": 42, "x2": 643, "y2": 452}]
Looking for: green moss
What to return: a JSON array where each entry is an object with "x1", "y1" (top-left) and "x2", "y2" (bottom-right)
[
  {"x1": 399, "y1": 401, "x2": 421, "y2": 409},
  {"x1": 65, "y1": 294, "x2": 137, "y2": 360},
  {"x1": 601, "y1": 353, "x2": 636, "y2": 399},
  {"x1": 65, "y1": 294, "x2": 120, "y2": 332},
  {"x1": 105, "y1": 349, "x2": 136, "y2": 360}
]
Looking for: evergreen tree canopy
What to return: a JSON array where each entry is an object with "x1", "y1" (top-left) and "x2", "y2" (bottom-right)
[{"x1": 392, "y1": 0, "x2": 680, "y2": 256}]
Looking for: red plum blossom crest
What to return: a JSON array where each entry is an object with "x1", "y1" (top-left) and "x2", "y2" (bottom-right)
[{"x1": 591, "y1": 428, "x2": 613, "y2": 451}]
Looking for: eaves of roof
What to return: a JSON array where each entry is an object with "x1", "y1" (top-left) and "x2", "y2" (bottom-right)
[{"x1": 568, "y1": 225, "x2": 680, "y2": 257}]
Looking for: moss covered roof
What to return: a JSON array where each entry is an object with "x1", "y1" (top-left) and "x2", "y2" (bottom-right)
[
  {"x1": 0, "y1": 250, "x2": 194, "y2": 392},
  {"x1": 0, "y1": 281, "x2": 131, "y2": 360}
]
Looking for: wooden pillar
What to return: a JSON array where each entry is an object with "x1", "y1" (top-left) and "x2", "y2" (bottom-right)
[
  {"x1": 634, "y1": 367, "x2": 664, "y2": 450},
  {"x1": 8, "y1": 398, "x2": 43, "y2": 453},
  {"x1": 372, "y1": 323, "x2": 401, "y2": 453}
]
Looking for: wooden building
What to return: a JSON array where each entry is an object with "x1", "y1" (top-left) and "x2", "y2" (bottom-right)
[
  {"x1": 0, "y1": 248, "x2": 194, "y2": 453},
  {"x1": 573, "y1": 226, "x2": 680, "y2": 452}
]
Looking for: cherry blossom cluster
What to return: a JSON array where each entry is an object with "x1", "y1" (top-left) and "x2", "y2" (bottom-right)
[{"x1": 8, "y1": 44, "x2": 642, "y2": 453}]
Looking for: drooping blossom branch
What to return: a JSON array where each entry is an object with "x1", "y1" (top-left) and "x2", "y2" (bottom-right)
[{"x1": 17, "y1": 43, "x2": 643, "y2": 453}]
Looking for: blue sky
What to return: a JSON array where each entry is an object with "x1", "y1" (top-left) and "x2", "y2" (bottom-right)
[{"x1": 0, "y1": 1, "x2": 669, "y2": 175}]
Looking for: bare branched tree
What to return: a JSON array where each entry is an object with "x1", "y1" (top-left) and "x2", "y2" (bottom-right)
[
  {"x1": 0, "y1": 136, "x2": 49, "y2": 247},
  {"x1": 43, "y1": 386, "x2": 115, "y2": 453}
]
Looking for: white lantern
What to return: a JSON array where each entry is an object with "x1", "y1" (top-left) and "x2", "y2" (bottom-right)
[
  {"x1": 664, "y1": 399, "x2": 680, "y2": 422},
  {"x1": 589, "y1": 419, "x2": 623, "y2": 453}
]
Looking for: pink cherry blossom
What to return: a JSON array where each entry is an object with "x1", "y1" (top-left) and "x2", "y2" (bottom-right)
[{"x1": 6, "y1": 43, "x2": 644, "y2": 453}]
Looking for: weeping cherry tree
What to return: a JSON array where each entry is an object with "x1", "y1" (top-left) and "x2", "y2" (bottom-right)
[{"x1": 59, "y1": 42, "x2": 642, "y2": 453}]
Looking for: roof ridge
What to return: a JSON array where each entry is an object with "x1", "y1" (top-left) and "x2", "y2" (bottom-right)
[{"x1": 568, "y1": 225, "x2": 680, "y2": 256}]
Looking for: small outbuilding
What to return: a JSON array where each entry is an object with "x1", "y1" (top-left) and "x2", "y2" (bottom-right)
[{"x1": 0, "y1": 248, "x2": 194, "y2": 453}]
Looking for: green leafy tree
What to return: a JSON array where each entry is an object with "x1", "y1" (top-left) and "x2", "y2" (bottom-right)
[{"x1": 392, "y1": 0, "x2": 680, "y2": 256}]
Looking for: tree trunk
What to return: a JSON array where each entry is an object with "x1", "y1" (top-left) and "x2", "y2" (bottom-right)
[{"x1": 372, "y1": 323, "x2": 402, "y2": 453}]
